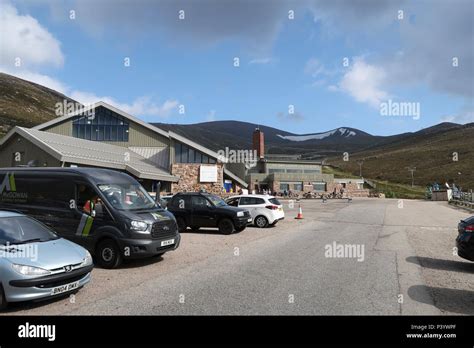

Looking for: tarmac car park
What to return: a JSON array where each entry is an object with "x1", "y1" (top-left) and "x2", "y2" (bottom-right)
[{"x1": 0, "y1": 211, "x2": 92, "y2": 310}]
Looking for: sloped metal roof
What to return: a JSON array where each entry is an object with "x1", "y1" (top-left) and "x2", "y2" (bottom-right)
[{"x1": 1, "y1": 127, "x2": 178, "y2": 182}]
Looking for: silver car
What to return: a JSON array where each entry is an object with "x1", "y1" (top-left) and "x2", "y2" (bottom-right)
[{"x1": 0, "y1": 211, "x2": 93, "y2": 309}]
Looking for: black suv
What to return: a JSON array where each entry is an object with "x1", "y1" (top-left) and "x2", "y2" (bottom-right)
[{"x1": 167, "y1": 192, "x2": 251, "y2": 234}]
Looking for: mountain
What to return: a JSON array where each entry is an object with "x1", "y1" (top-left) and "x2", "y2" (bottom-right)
[
  {"x1": 1, "y1": 72, "x2": 472, "y2": 189},
  {"x1": 0, "y1": 72, "x2": 76, "y2": 138},
  {"x1": 327, "y1": 122, "x2": 474, "y2": 189},
  {"x1": 153, "y1": 121, "x2": 400, "y2": 158}
]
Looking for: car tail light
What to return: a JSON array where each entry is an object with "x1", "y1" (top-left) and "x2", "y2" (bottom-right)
[
  {"x1": 265, "y1": 205, "x2": 278, "y2": 210},
  {"x1": 465, "y1": 225, "x2": 474, "y2": 232}
]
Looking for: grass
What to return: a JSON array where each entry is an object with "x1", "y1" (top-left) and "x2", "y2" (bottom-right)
[{"x1": 324, "y1": 165, "x2": 426, "y2": 199}]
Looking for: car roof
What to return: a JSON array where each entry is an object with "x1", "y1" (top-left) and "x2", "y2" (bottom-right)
[
  {"x1": 0, "y1": 167, "x2": 136, "y2": 185},
  {"x1": 0, "y1": 210, "x2": 24, "y2": 218},
  {"x1": 227, "y1": 194, "x2": 274, "y2": 199},
  {"x1": 174, "y1": 192, "x2": 214, "y2": 196}
]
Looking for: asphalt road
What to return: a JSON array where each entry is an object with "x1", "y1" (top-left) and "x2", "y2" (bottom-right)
[{"x1": 4, "y1": 198, "x2": 472, "y2": 315}]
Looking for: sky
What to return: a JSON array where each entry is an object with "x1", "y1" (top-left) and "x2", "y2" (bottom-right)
[{"x1": 0, "y1": 0, "x2": 473, "y2": 136}]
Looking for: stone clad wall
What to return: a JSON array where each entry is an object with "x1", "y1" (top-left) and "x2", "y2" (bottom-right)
[{"x1": 171, "y1": 163, "x2": 224, "y2": 194}]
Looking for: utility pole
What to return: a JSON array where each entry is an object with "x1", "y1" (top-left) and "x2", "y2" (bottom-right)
[
  {"x1": 407, "y1": 167, "x2": 416, "y2": 188},
  {"x1": 357, "y1": 160, "x2": 364, "y2": 178}
]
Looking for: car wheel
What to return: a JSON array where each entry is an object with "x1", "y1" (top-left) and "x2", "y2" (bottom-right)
[
  {"x1": 176, "y1": 217, "x2": 187, "y2": 232},
  {"x1": 255, "y1": 215, "x2": 269, "y2": 228},
  {"x1": 235, "y1": 226, "x2": 246, "y2": 232},
  {"x1": 218, "y1": 218, "x2": 235, "y2": 235},
  {"x1": 0, "y1": 285, "x2": 8, "y2": 311},
  {"x1": 96, "y1": 239, "x2": 123, "y2": 269}
]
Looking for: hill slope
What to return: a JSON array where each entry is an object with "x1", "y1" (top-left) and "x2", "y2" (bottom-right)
[
  {"x1": 0, "y1": 72, "x2": 76, "y2": 137},
  {"x1": 327, "y1": 123, "x2": 474, "y2": 190}
]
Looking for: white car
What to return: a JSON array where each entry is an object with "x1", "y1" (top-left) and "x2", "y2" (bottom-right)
[{"x1": 225, "y1": 195, "x2": 284, "y2": 228}]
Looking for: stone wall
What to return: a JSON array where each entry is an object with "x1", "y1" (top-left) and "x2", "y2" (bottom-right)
[
  {"x1": 327, "y1": 182, "x2": 369, "y2": 197},
  {"x1": 171, "y1": 163, "x2": 224, "y2": 194}
]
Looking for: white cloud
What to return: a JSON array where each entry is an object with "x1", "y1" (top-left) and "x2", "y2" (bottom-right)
[
  {"x1": 0, "y1": 1, "x2": 64, "y2": 68},
  {"x1": 338, "y1": 58, "x2": 389, "y2": 108},
  {"x1": 70, "y1": 92, "x2": 179, "y2": 119},
  {"x1": 440, "y1": 107, "x2": 474, "y2": 124}
]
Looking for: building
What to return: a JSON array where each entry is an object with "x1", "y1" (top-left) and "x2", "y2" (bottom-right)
[
  {"x1": 0, "y1": 101, "x2": 247, "y2": 194},
  {"x1": 244, "y1": 128, "x2": 368, "y2": 196}
]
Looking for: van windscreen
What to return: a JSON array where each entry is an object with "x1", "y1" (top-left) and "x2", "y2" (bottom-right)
[{"x1": 98, "y1": 184, "x2": 157, "y2": 211}]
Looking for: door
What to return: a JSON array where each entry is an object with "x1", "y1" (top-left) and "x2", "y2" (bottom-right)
[
  {"x1": 191, "y1": 195, "x2": 215, "y2": 227},
  {"x1": 238, "y1": 197, "x2": 265, "y2": 221},
  {"x1": 74, "y1": 182, "x2": 113, "y2": 248}
]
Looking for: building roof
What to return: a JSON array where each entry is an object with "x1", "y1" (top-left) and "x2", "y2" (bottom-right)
[
  {"x1": 223, "y1": 167, "x2": 248, "y2": 188},
  {"x1": 0, "y1": 127, "x2": 178, "y2": 182},
  {"x1": 34, "y1": 101, "x2": 229, "y2": 162}
]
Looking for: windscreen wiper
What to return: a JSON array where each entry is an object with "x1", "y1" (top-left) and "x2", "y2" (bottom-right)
[{"x1": 9, "y1": 238, "x2": 43, "y2": 245}]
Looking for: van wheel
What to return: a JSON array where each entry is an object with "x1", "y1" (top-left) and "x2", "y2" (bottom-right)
[
  {"x1": 218, "y1": 218, "x2": 235, "y2": 235},
  {"x1": 255, "y1": 215, "x2": 269, "y2": 228},
  {"x1": 176, "y1": 217, "x2": 187, "y2": 232},
  {"x1": 0, "y1": 285, "x2": 8, "y2": 310},
  {"x1": 96, "y1": 239, "x2": 123, "y2": 269}
]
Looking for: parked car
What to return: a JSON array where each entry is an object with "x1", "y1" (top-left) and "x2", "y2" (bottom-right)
[
  {"x1": 0, "y1": 168, "x2": 180, "y2": 269},
  {"x1": 167, "y1": 192, "x2": 252, "y2": 234},
  {"x1": 456, "y1": 215, "x2": 474, "y2": 261},
  {"x1": 148, "y1": 193, "x2": 173, "y2": 209},
  {"x1": 0, "y1": 210, "x2": 93, "y2": 309},
  {"x1": 225, "y1": 195, "x2": 285, "y2": 228}
]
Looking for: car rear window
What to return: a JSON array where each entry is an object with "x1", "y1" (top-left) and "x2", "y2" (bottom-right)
[{"x1": 269, "y1": 198, "x2": 281, "y2": 205}]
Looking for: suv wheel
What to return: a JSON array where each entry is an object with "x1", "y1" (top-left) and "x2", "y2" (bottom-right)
[
  {"x1": 96, "y1": 239, "x2": 123, "y2": 269},
  {"x1": 176, "y1": 217, "x2": 187, "y2": 232},
  {"x1": 255, "y1": 215, "x2": 269, "y2": 228},
  {"x1": 235, "y1": 226, "x2": 246, "y2": 232},
  {"x1": 0, "y1": 285, "x2": 8, "y2": 310},
  {"x1": 218, "y1": 218, "x2": 235, "y2": 235}
]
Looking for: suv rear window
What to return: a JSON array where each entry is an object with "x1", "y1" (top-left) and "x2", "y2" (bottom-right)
[{"x1": 269, "y1": 198, "x2": 281, "y2": 205}]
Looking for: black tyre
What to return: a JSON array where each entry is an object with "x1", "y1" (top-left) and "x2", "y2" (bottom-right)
[
  {"x1": 218, "y1": 218, "x2": 235, "y2": 235},
  {"x1": 176, "y1": 217, "x2": 187, "y2": 232},
  {"x1": 0, "y1": 285, "x2": 8, "y2": 311},
  {"x1": 96, "y1": 239, "x2": 123, "y2": 269},
  {"x1": 190, "y1": 225, "x2": 200, "y2": 231},
  {"x1": 235, "y1": 226, "x2": 246, "y2": 232},
  {"x1": 254, "y1": 215, "x2": 269, "y2": 228}
]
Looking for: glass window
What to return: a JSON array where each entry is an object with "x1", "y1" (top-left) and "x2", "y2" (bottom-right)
[
  {"x1": 188, "y1": 148, "x2": 195, "y2": 163},
  {"x1": 287, "y1": 169, "x2": 303, "y2": 173},
  {"x1": 226, "y1": 197, "x2": 240, "y2": 207},
  {"x1": 195, "y1": 152, "x2": 202, "y2": 163},
  {"x1": 98, "y1": 183, "x2": 157, "y2": 211},
  {"x1": 0, "y1": 216, "x2": 58, "y2": 245},
  {"x1": 304, "y1": 169, "x2": 321, "y2": 173},
  {"x1": 269, "y1": 168, "x2": 285, "y2": 173},
  {"x1": 313, "y1": 182, "x2": 327, "y2": 192},
  {"x1": 209, "y1": 157, "x2": 216, "y2": 164},
  {"x1": 72, "y1": 110, "x2": 129, "y2": 142},
  {"x1": 280, "y1": 183, "x2": 289, "y2": 191},
  {"x1": 202, "y1": 155, "x2": 209, "y2": 164},
  {"x1": 293, "y1": 183, "x2": 303, "y2": 191},
  {"x1": 191, "y1": 195, "x2": 211, "y2": 208}
]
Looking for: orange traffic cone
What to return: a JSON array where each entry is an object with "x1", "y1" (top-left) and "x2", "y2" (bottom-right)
[{"x1": 295, "y1": 204, "x2": 304, "y2": 219}]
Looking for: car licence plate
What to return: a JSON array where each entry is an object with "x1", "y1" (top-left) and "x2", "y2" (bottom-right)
[
  {"x1": 51, "y1": 281, "x2": 79, "y2": 295},
  {"x1": 161, "y1": 239, "x2": 175, "y2": 247}
]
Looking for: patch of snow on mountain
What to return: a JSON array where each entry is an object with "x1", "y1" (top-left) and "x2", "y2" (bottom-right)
[{"x1": 277, "y1": 128, "x2": 356, "y2": 141}]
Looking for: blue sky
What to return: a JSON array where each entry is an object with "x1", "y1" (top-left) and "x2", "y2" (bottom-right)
[{"x1": 1, "y1": 0, "x2": 473, "y2": 136}]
